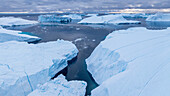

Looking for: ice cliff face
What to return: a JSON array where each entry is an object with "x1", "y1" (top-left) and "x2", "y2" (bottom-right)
[
  {"x1": 0, "y1": 40, "x2": 78, "y2": 96},
  {"x1": 28, "y1": 75, "x2": 87, "y2": 96},
  {"x1": 86, "y1": 27, "x2": 170, "y2": 96},
  {"x1": 0, "y1": 26, "x2": 41, "y2": 43}
]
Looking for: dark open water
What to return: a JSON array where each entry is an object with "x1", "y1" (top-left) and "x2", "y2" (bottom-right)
[{"x1": 1, "y1": 14, "x2": 170, "y2": 95}]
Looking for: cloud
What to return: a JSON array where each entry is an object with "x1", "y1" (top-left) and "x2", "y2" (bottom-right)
[{"x1": 0, "y1": 0, "x2": 169, "y2": 12}]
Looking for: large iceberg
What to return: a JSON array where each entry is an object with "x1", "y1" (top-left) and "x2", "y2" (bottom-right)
[
  {"x1": 62, "y1": 14, "x2": 82, "y2": 19},
  {"x1": 28, "y1": 75, "x2": 87, "y2": 96},
  {"x1": 78, "y1": 15, "x2": 140, "y2": 25},
  {"x1": 146, "y1": 13, "x2": 170, "y2": 22},
  {"x1": 85, "y1": 14, "x2": 98, "y2": 17},
  {"x1": 38, "y1": 15, "x2": 72, "y2": 23},
  {"x1": 0, "y1": 17, "x2": 38, "y2": 27},
  {"x1": 86, "y1": 27, "x2": 170, "y2": 96},
  {"x1": 0, "y1": 40, "x2": 78, "y2": 96},
  {"x1": 0, "y1": 26, "x2": 41, "y2": 43},
  {"x1": 122, "y1": 13, "x2": 148, "y2": 18}
]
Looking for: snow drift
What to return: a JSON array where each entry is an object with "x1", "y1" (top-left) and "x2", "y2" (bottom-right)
[
  {"x1": 0, "y1": 26, "x2": 40, "y2": 43},
  {"x1": 28, "y1": 75, "x2": 87, "y2": 96},
  {"x1": 0, "y1": 40, "x2": 78, "y2": 96},
  {"x1": 78, "y1": 15, "x2": 140, "y2": 25},
  {"x1": 0, "y1": 17, "x2": 38, "y2": 27},
  {"x1": 86, "y1": 27, "x2": 170, "y2": 96}
]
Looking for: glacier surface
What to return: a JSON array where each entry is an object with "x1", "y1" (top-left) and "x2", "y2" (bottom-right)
[
  {"x1": 0, "y1": 26, "x2": 41, "y2": 43},
  {"x1": 86, "y1": 27, "x2": 170, "y2": 96},
  {"x1": 78, "y1": 14, "x2": 140, "y2": 25},
  {"x1": 0, "y1": 40, "x2": 78, "y2": 96},
  {"x1": 28, "y1": 75, "x2": 87, "y2": 96},
  {"x1": 0, "y1": 17, "x2": 38, "y2": 27}
]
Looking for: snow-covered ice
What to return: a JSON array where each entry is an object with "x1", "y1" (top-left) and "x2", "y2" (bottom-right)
[
  {"x1": 62, "y1": 14, "x2": 82, "y2": 19},
  {"x1": 0, "y1": 26, "x2": 41, "y2": 43},
  {"x1": 78, "y1": 14, "x2": 140, "y2": 25},
  {"x1": 0, "y1": 40, "x2": 78, "y2": 96},
  {"x1": 0, "y1": 17, "x2": 38, "y2": 27},
  {"x1": 86, "y1": 27, "x2": 170, "y2": 96},
  {"x1": 146, "y1": 13, "x2": 170, "y2": 22},
  {"x1": 28, "y1": 75, "x2": 87, "y2": 96}
]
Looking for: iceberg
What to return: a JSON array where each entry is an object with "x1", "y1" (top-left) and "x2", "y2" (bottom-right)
[
  {"x1": 38, "y1": 15, "x2": 72, "y2": 23},
  {"x1": 146, "y1": 13, "x2": 170, "y2": 22},
  {"x1": 0, "y1": 40, "x2": 78, "y2": 96},
  {"x1": 0, "y1": 17, "x2": 38, "y2": 27},
  {"x1": 122, "y1": 13, "x2": 148, "y2": 18},
  {"x1": 0, "y1": 26, "x2": 41, "y2": 43},
  {"x1": 85, "y1": 14, "x2": 98, "y2": 17},
  {"x1": 62, "y1": 14, "x2": 82, "y2": 19},
  {"x1": 28, "y1": 75, "x2": 87, "y2": 96},
  {"x1": 86, "y1": 27, "x2": 170, "y2": 96},
  {"x1": 78, "y1": 15, "x2": 140, "y2": 25}
]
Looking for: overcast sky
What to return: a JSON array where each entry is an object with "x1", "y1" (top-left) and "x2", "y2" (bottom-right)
[{"x1": 0, "y1": 0, "x2": 169, "y2": 12}]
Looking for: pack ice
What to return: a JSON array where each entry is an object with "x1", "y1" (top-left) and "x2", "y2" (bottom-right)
[
  {"x1": 146, "y1": 13, "x2": 170, "y2": 22},
  {"x1": 78, "y1": 14, "x2": 140, "y2": 24},
  {"x1": 28, "y1": 75, "x2": 86, "y2": 96},
  {"x1": 0, "y1": 17, "x2": 38, "y2": 27},
  {"x1": 86, "y1": 27, "x2": 170, "y2": 96},
  {"x1": 62, "y1": 14, "x2": 82, "y2": 19},
  {"x1": 0, "y1": 26, "x2": 41, "y2": 43},
  {"x1": 0, "y1": 40, "x2": 78, "y2": 96}
]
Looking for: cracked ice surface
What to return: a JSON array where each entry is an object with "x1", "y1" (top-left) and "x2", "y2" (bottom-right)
[
  {"x1": 0, "y1": 40, "x2": 78, "y2": 96},
  {"x1": 86, "y1": 27, "x2": 170, "y2": 96},
  {"x1": 28, "y1": 75, "x2": 87, "y2": 96}
]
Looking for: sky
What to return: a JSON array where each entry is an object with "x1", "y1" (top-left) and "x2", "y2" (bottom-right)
[{"x1": 0, "y1": 0, "x2": 170, "y2": 13}]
